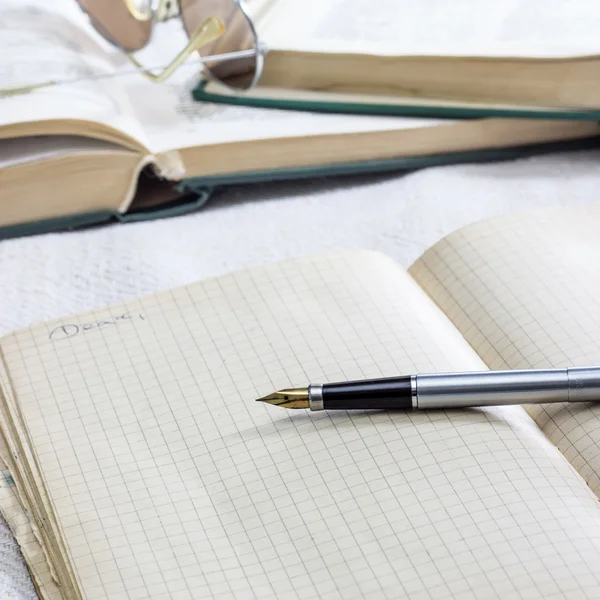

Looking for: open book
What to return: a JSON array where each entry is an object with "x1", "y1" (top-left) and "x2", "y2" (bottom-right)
[
  {"x1": 200, "y1": 0, "x2": 600, "y2": 119},
  {"x1": 3, "y1": 204, "x2": 600, "y2": 599},
  {"x1": 2, "y1": 0, "x2": 600, "y2": 240}
]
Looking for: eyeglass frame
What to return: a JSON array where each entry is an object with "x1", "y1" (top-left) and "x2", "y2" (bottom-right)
[
  {"x1": 0, "y1": 0, "x2": 268, "y2": 98},
  {"x1": 77, "y1": 0, "x2": 268, "y2": 90}
]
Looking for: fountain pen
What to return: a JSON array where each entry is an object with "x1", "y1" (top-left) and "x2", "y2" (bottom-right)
[{"x1": 256, "y1": 366, "x2": 600, "y2": 411}]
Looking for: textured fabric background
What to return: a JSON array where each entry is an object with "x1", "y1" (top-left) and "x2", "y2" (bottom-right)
[
  {"x1": 3, "y1": 148, "x2": 600, "y2": 337},
  {"x1": 1, "y1": 146, "x2": 600, "y2": 599}
]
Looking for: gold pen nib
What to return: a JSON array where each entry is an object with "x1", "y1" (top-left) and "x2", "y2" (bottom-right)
[{"x1": 255, "y1": 387, "x2": 309, "y2": 409}]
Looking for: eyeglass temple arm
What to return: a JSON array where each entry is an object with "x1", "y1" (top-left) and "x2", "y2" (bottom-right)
[
  {"x1": 0, "y1": 17, "x2": 262, "y2": 98},
  {"x1": 126, "y1": 16, "x2": 225, "y2": 83}
]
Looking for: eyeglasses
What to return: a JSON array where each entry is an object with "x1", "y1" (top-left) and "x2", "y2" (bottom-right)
[{"x1": 1, "y1": 0, "x2": 267, "y2": 97}]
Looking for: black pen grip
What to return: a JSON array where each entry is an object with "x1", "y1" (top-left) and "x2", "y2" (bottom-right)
[{"x1": 322, "y1": 376, "x2": 412, "y2": 410}]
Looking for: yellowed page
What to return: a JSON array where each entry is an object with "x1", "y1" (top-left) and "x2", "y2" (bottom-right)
[
  {"x1": 0, "y1": 453, "x2": 63, "y2": 600},
  {"x1": 411, "y1": 204, "x2": 600, "y2": 497},
  {"x1": 2, "y1": 251, "x2": 600, "y2": 598},
  {"x1": 0, "y1": 0, "x2": 148, "y2": 149},
  {"x1": 127, "y1": 70, "x2": 445, "y2": 154},
  {"x1": 0, "y1": 357, "x2": 64, "y2": 600},
  {"x1": 257, "y1": 0, "x2": 600, "y2": 57}
]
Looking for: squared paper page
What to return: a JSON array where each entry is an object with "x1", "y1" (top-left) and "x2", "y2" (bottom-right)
[
  {"x1": 3, "y1": 251, "x2": 600, "y2": 599},
  {"x1": 410, "y1": 205, "x2": 600, "y2": 497},
  {"x1": 0, "y1": 449, "x2": 63, "y2": 600},
  {"x1": 258, "y1": 0, "x2": 600, "y2": 58},
  {"x1": 0, "y1": 358, "x2": 63, "y2": 600}
]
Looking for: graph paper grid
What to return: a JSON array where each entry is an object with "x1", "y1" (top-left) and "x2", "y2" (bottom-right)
[
  {"x1": 412, "y1": 204, "x2": 600, "y2": 498},
  {"x1": 2, "y1": 250, "x2": 600, "y2": 599}
]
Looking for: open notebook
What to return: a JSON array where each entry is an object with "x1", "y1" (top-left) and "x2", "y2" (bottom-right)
[
  {"x1": 3, "y1": 205, "x2": 600, "y2": 599},
  {"x1": 3, "y1": 0, "x2": 600, "y2": 240}
]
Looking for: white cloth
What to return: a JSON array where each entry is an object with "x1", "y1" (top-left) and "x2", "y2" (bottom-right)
[{"x1": 1, "y1": 148, "x2": 600, "y2": 598}]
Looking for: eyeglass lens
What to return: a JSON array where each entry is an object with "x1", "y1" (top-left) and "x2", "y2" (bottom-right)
[
  {"x1": 180, "y1": 0, "x2": 258, "y2": 90},
  {"x1": 75, "y1": 0, "x2": 152, "y2": 52},
  {"x1": 75, "y1": 0, "x2": 258, "y2": 89}
]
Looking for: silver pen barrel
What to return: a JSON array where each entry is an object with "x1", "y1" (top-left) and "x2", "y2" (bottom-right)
[{"x1": 414, "y1": 366, "x2": 600, "y2": 409}]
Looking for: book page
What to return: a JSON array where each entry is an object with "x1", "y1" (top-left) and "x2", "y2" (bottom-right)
[
  {"x1": 3, "y1": 251, "x2": 600, "y2": 599},
  {"x1": 116, "y1": 8, "x2": 444, "y2": 154},
  {"x1": 0, "y1": 450, "x2": 63, "y2": 600},
  {"x1": 0, "y1": 135, "x2": 136, "y2": 169},
  {"x1": 411, "y1": 204, "x2": 600, "y2": 497},
  {"x1": 0, "y1": 354, "x2": 63, "y2": 600},
  {"x1": 135, "y1": 83, "x2": 445, "y2": 154},
  {"x1": 124, "y1": 59, "x2": 444, "y2": 155},
  {"x1": 0, "y1": 0, "x2": 147, "y2": 149},
  {"x1": 258, "y1": 0, "x2": 600, "y2": 57}
]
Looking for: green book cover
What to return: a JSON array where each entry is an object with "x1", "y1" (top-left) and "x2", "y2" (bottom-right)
[
  {"x1": 191, "y1": 80, "x2": 600, "y2": 122},
  {"x1": 2, "y1": 136, "x2": 600, "y2": 242}
]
